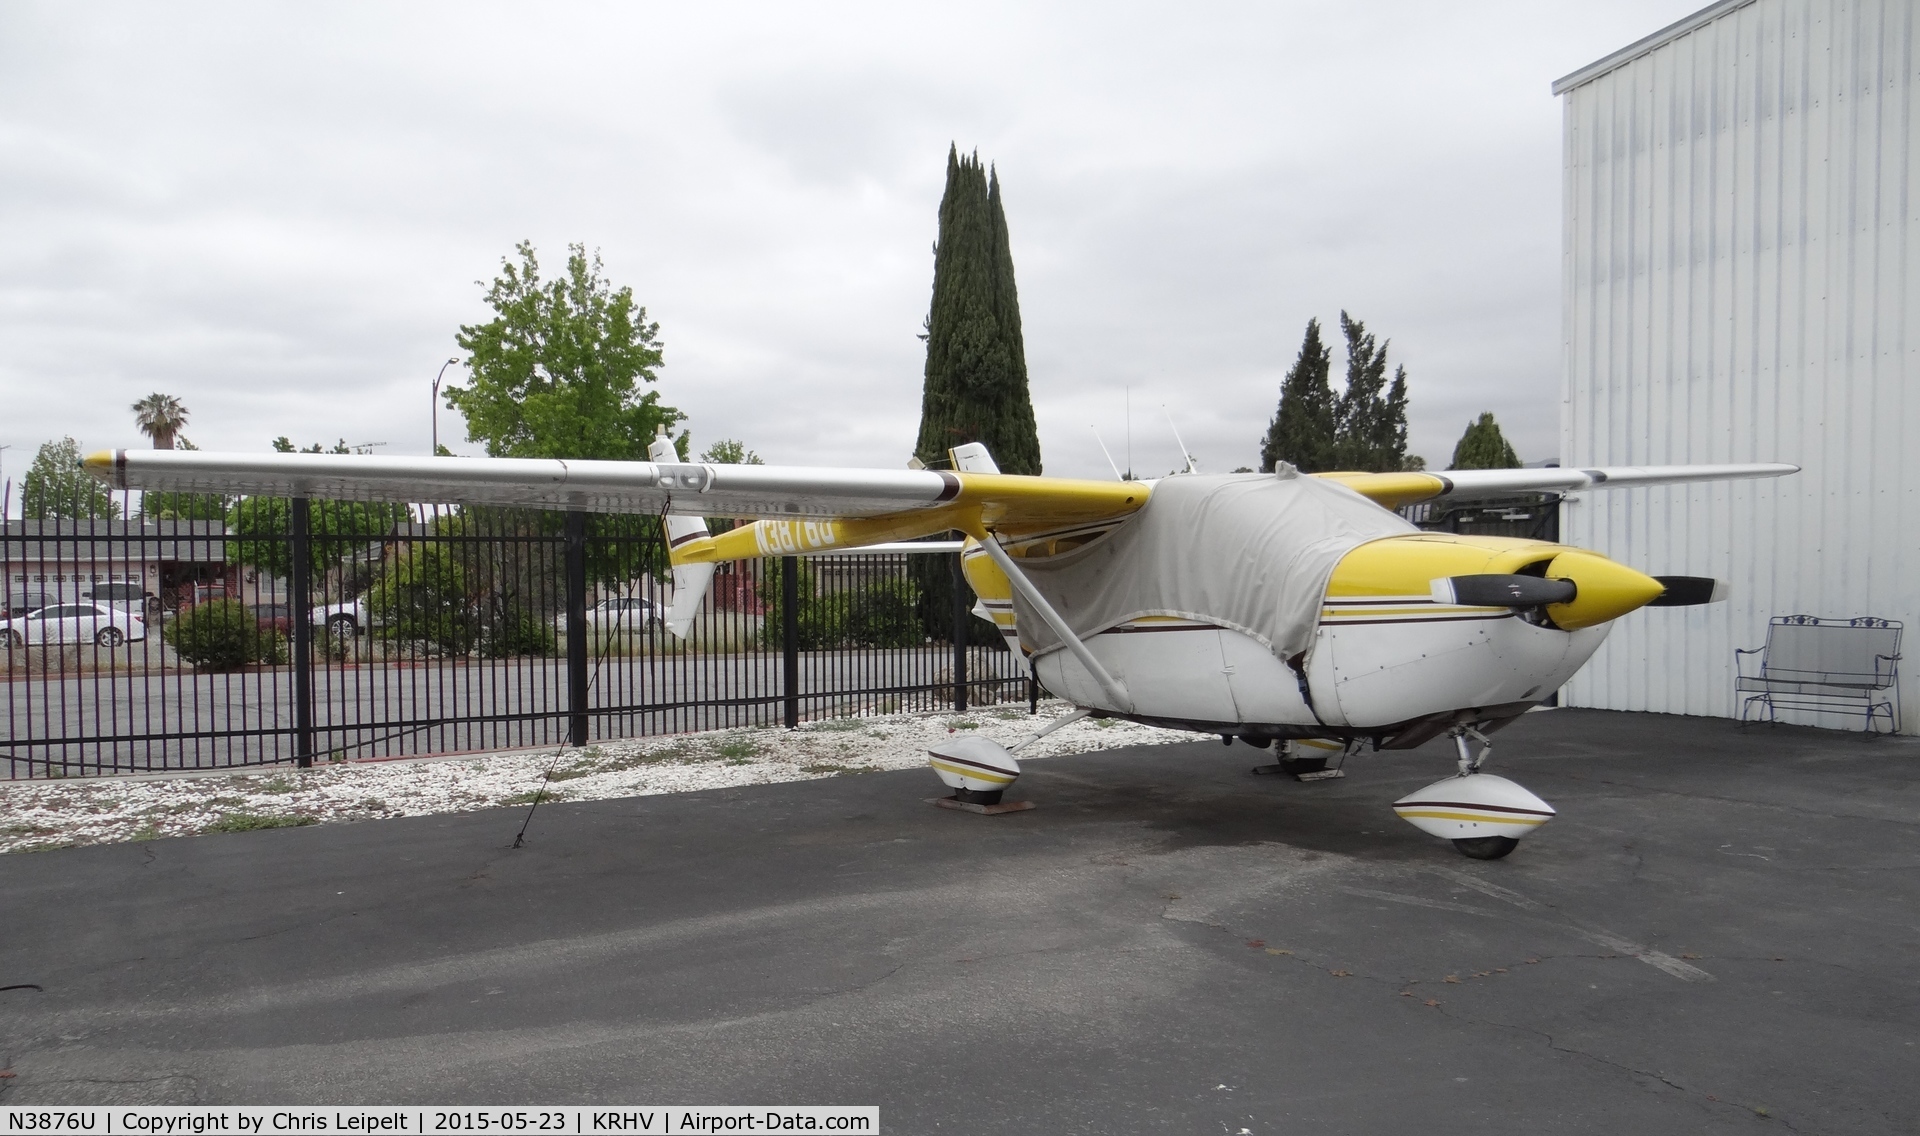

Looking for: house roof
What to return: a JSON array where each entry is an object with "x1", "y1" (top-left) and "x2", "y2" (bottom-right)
[
  {"x1": 1, "y1": 520, "x2": 229, "y2": 565},
  {"x1": 1552, "y1": 0, "x2": 1757, "y2": 95}
]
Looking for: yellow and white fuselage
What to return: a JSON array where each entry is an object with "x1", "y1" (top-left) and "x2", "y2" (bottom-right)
[{"x1": 960, "y1": 528, "x2": 1656, "y2": 745}]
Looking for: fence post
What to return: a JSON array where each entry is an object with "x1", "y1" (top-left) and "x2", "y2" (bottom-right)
[
  {"x1": 290, "y1": 497, "x2": 314, "y2": 768},
  {"x1": 782, "y1": 555, "x2": 800, "y2": 728},
  {"x1": 951, "y1": 550, "x2": 968, "y2": 712},
  {"x1": 565, "y1": 510, "x2": 589, "y2": 746}
]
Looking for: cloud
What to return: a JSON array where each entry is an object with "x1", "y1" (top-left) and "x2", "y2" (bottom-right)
[{"x1": 0, "y1": 0, "x2": 1707, "y2": 506}]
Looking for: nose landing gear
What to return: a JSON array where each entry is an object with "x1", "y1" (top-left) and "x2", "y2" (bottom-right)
[{"x1": 1392, "y1": 725, "x2": 1556, "y2": 860}]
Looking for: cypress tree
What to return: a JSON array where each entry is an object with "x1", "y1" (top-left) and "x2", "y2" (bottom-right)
[
  {"x1": 1260, "y1": 318, "x2": 1337, "y2": 472},
  {"x1": 1261, "y1": 311, "x2": 1412, "y2": 473},
  {"x1": 1449, "y1": 412, "x2": 1522, "y2": 470},
  {"x1": 1333, "y1": 311, "x2": 1412, "y2": 472},
  {"x1": 913, "y1": 146, "x2": 1041, "y2": 474}
]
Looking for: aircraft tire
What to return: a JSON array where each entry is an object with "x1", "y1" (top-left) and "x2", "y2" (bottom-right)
[{"x1": 1452, "y1": 836, "x2": 1520, "y2": 860}]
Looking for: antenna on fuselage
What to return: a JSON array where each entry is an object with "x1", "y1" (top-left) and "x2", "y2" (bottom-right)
[
  {"x1": 1089, "y1": 426, "x2": 1125, "y2": 481},
  {"x1": 1162, "y1": 405, "x2": 1198, "y2": 474}
]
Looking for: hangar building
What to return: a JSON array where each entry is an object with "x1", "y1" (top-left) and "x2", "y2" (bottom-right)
[{"x1": 1555, "y1": 0, "x2": 1917, "y2": 731}]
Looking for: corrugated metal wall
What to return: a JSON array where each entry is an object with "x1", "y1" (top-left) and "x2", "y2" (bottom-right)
[{"x1": 1560, "y1": 0, "x2": 1918, "y2": 729}]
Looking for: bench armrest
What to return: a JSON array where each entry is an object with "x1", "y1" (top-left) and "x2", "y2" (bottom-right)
[{"x1": 1735, "y1": 647, "x2": 1765, "y2": 679}]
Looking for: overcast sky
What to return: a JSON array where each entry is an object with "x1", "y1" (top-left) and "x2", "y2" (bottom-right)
[{"x1": 0, "y1": 1, "x2": 1705, "y2": 512}]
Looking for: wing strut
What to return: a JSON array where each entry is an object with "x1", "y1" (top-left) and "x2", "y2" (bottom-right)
[{"x1": 976, "y1": 533, "x2": 1134, "y2": 713}]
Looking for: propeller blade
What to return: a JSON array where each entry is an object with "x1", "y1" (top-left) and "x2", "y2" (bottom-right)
[
  {"x1": 1648, "y1": 576, "x2": 1728, "y2": 606},
  {"x1": 1433, "y1": 575, "x2": 1578, "y2": 608}
]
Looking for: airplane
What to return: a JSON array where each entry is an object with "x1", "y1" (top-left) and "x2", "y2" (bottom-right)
[{"x1": 86, "y1": 440, "x2": 1797, "y2": 859}]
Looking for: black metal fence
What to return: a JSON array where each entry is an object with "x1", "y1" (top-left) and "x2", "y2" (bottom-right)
[
  {"x1": 3, "y1": 500, "x2": 1027, "y2": 778},
  {"x1": 1402, "y1": 495, "x2": 1562, "y2": 543}
]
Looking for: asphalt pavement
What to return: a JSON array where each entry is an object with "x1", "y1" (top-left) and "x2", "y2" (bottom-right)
[{"x1": 1, "y1": 709, "x2": 1915, "y2": 1133}]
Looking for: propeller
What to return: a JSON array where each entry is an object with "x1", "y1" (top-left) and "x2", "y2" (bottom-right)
[
  {"x1": 1648, "y1": 575, "x2": 1728, "y2": 606},
  {"x1": 1432, "y1": 575, "x2": 1577, "y2": 608}
]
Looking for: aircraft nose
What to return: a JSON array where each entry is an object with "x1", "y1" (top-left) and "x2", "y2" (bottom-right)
[{"x1": 1541, "y1": 550, "x2": 1667, "y2": 630}]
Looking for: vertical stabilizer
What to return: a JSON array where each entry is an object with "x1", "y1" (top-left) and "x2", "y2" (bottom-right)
[
  {"x1": 650, "y1": 431, "x2": 715, "y2": 639},
  {"x1": 948, "y1": 442, "x2": 1001, "y2": 474}
]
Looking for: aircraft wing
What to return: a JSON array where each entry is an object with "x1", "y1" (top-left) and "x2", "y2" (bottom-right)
[
  {"x1": 1315, "y1": 463, "x2": 1800, "y2": 509},
  {"x1": 84, "y1": 448, "x2": 1148, "y2": 534}
]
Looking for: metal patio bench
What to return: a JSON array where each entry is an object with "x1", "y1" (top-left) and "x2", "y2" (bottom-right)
[{"x1": 1736, "y1": 615, "x2": 1902, "y2": 734}]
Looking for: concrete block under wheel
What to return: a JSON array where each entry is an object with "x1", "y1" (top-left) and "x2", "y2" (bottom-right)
[{"x1": 928, "y1": 796, "x2": 1036, "y2": 815}]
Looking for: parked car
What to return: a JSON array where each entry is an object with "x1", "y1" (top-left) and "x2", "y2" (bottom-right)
[
  {"x1": 555, "y1": 597, "x2": 660, "y2": 633},
  {"x1": 313, "y1": 597, "x2": 368, "y2": 637},
  {"x1": 249, "y1": 603, "x2": 294, "y2": 633},
  {"x1": 85, "y1": 582, "x2": 161, "y2": 614},
  {"x1": 5, "y1": 593, "x2": 54, "y2": 619},
  {"x1": 1, "y1": 601, "x2": 148, "y2": 648}
]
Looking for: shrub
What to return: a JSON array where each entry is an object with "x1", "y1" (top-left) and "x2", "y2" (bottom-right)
[
  {"x1": 164, "y1": 599, "x2": 276, "y2": 671},
  {"x1": 478, "y1": 611, "x2": 557, "y2": 658},
  {"x1": 846, "y1": 577, "x2": 922, "y2": 647},
  {"x1": 759, "y1": 563, "x2": 922, "y2": 649}
]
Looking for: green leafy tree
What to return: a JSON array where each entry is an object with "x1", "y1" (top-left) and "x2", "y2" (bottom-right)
[
  {"x1": 226, "y1": 497, "x2": 412, "y2": 582},
  {"x1": 912, "y1": 146, "x2": 1041, "y2": 475},
  {"x1": 445, "y1": 241, "x2": 680, "y2": 461},
  {"x1": 1449, "y1": 412, "x2": 1522, "y2": 470},
  {"x1": 366, "y1": 544, "x2": 477, "y2": 654},
  {"x1": 699, "y1": 439, "x2": 763, "y2": 465},
  {"x1": 272, "y1": 437, "x2": 351, "y2": 454},
  {"x1": 1260, "y1": 318, "x2": 1337, "y2": 472},
  {"x1": 131, "y1": 393, "x2": 188, "y2": 450},
  {"x1": 22, "y1": 437, "x2": 120, "y2": 520},
  {"x1": 697, "y1": 439, "x2": 763, "y2": 534}
]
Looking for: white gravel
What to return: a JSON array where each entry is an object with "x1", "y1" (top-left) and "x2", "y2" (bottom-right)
[{"x1": 0, "y1": 704, "x2": 1198, "y2": 854}]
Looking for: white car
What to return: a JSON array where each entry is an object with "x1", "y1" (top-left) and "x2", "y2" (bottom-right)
[
  {"x1": 555, "y1": 597, "x2": 659, "y2": 633},
  {"x1": 313, "y1": 598, "x2": 369, "y2": 637},
  {"x1": 2, "y1": 601, "x2": 148, "y2": 648}
]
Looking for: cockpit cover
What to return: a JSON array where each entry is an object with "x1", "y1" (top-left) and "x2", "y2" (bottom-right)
[{"x1": 1007, "y1": 470, "x2": 1416, "y2": 663}]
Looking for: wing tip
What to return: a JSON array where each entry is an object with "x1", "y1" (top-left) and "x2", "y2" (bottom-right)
[{"x1": 82, "y1": 449, "x2": 123, "y2": 488}]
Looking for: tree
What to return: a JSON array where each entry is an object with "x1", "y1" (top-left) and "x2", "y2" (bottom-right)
[
  {"x1": 226, "y1": 497, "x2": 412, "y2": 582},
  {"x1": 698, "y1": 439, "x2": 763, "y2": 466},
  {"x1": 366, "y1": 543, "x2": 477, "y2": 655},
  {"x1": 444, "y1": 241, "x2": 680, "y2": 462},
  {"x1": 131, "y1": 393, "x2": 189, "y2": 450},
  {"x1": 22, "y1": 437, "x2": 120, "y2": 520},
  {"x1": 1259, "y1": 312, "x2": 1411, "y2": 474},
  {"x1": 1260, "y1": 318, "x2": 1337, "y2": 472},
  {"x1": 696, "y1": 440, "x2": 763, "y2": 535},
  {"x1": 1449, "y1": 412, "x2": 1522, "y2": 470},
  {"x1": 272, "y1": 437, "x2": 351, "y2": 454},
  {"x1": 912, "y1": 146, "x2": 1041, "y2": 475},
  {"x1": 1330, "y1": 312, "x2": 1409, "y2": 472}
]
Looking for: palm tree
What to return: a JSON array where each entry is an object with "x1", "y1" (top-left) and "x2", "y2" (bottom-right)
[{"x1": 132, "y1": 393, "x2": 189, "y2": 450}]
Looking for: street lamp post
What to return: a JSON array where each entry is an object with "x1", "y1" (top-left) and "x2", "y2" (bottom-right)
[{"x1": 431, "y1": 358, "x2": 459, "y2": 455}]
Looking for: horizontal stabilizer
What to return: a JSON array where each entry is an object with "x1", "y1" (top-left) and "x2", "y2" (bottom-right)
[
  {"x1": 1648, "y1": 576, "x2": 1728, "y2": 606},
  {"x1": 1433, "y1": 575, "x2": 1578, "y2": 608},
  {"x1": 665, "y1": 563, "x2": 715, "y2": 638}
]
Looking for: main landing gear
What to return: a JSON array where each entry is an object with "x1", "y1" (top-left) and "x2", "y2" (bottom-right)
[
  {"x1": 1248, "y1": 738, "x2": 1348, "y2": 781},
  {"x1": 1392, "y1": 726, "x2": 1556, "y2": 860}
]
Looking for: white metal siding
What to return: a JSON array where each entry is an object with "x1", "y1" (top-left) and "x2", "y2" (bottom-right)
[{"x1": 1560, "y1": 0, "x2": 1919, "y2": 729}]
